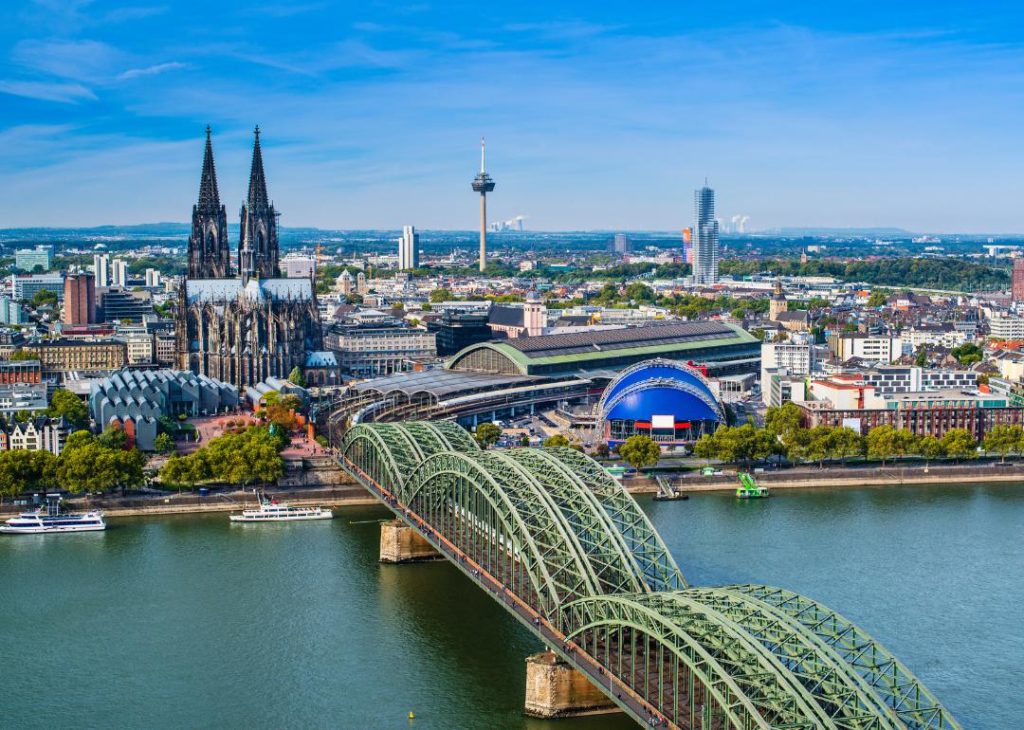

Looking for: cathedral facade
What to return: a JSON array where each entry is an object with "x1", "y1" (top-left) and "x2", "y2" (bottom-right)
[{"x1": 176, "y1": 127, "x2": 323, "y2": 390}]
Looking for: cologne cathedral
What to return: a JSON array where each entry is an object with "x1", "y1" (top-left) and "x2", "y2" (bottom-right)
[{"x1": 176, "y1": 127, "x2": 323, "y2": 389}]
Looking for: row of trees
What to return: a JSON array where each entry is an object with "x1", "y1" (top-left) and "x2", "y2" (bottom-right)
[
  {"x1": 0, "y1": 427, "x2": 145, "y2": 503},
  {"x1": 160, "y1": 426, "x2": 286, "y2": 490},
  {"x1": 693, "y1": 421, "x2": 981, "y2": 468},
  {"x1": 690, "y1": 402, "x2": 992, "y2": 468}
]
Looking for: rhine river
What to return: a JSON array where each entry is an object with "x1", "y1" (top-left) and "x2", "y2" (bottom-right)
[{"x1": 1, "y1": 483, "x2": 1020, "y2": 729}]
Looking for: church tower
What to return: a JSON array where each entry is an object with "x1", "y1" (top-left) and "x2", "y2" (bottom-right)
[
  {"x1": 770, "y1": 277, "x2": 787, "y2": 321},
  {"x1": 188, "y1": 126, "x2": 230, "y2": 279},
  {"x1": 239, "y1": 127, "x2": 280, "y2": 282}
]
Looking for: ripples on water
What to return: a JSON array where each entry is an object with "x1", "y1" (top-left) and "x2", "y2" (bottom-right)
[{"x1": 0, "y1": 483, "x2": 1019, "y2": 729}]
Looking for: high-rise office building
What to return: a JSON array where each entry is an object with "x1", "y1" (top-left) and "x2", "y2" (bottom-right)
[
  {"x1": 93, "y1": 253, "x2": 110, "y2": 288},
  {"x1": 111, "y1": 259, "x2": 128, "y2": 288},
  {"x1": 398, "y1": 225, "x2": 419, "y2": 270},
  {"x1": 63, "y1": 272, "x2": 96, "y2": 325},
  {"x1": 693, "y1": 185, "x2": 719, "y2": 285},
  {"x1": 1013, "y1": 258, "x2": 1024, "y2": 302},
  {"x1": 15, "y1": 245, "x2": 54, "y2": 272},
  {"x1": 145, "y1": 268, "x2": 162, "y2": 288},
  {"x1": 613, "y1": 233, "x2": 632, "y2": 255},
  {"x1": 0, "y1": 297, "x2": 26, "y2": 325}
]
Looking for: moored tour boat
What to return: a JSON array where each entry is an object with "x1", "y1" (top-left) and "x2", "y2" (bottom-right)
[
  {"x1": 229, "y1": 490, "x2": 333, "y2": 523},
  {"x1": 0, "y1": 496, "x2": 106, "y2": 534}
]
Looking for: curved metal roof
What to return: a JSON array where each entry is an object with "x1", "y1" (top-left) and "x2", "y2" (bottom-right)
[{"x1": 599, "y1": 358, "x2": 724, "y2": 422}]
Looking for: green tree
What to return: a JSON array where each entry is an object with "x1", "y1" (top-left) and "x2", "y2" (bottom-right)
[
  {"x1": 830, "y1": 427, "x2": 864, "y2": 464},
  {"x1": 97, "y1": 424, "x2": 128, "y2": 450},
  {"x1": 692, "y1": 434, "x2": 715, "y2": 463},
  {"x1": 623, "y1": 282, "x2": 655, "y2": 303},
  {"x1": 866, "y1": 425, "x2": 899, "y2": 465},
  {"x1": 154, "y1": 432, "x2": 176, "y2": 455},
  {"x1": 0, "y1": 450, "x2": 55, "y2": 504},
  {"x1": 592, "y1": 442, "x2": 610, "y2": 458},
  {"x1": 982, "y1": 424, "x2": 1022, "y2": 464},
  {"x1": 917, "y1": 435, "x2": 945, "y2": 465},
  {"x1": 474, "y1": 422, "x2": 502, "y2": 448},
  {"x1": 617, "y1": 434, "x2": 661, "y2": 470},
  {"x1": 805, "y1": 426, "x2": 835, "y2": 468},
  {"x1": 31, "y1": 289, "x2": 58, "y2": 308},
  {"x1": 914, "y1": 347, "x2": 929, "y2": 367},
  {"x1": 287, "y1": 366, "x2": 306, "y2": 388},
  {"x1": 543, "y1": 434, "x2": 570, "y2": 448},
  {"x1": 867, "y1": 290, "x2": 888, "y2": 307},
  {"x1": 160, "y1": 453, "x2": 209, "y2": 491},
  {"x1": 950, "y1": 343, "x2": 984, "y2": 367},
  {"x1": 941, "y1": 428, "x2": 976, "y2": 462},
  {"x1": 56, "y1": 443, "x2": 112, "y2": 493},
  {"x1": 64, "y1": 429, "x2": 95, "y2": 451},
  {"x1": 429, "y1": 287, "x2": 454, "y2": 303},
  {"x1": 765, "y1": 402, "x2": 803, "y2": 440},
  {"x1": 47, "y1": 389, "x2": 89, "y2": 427}
]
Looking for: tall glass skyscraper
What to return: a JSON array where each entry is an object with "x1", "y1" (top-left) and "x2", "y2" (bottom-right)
[{"x1": 693, "y1": 185, "x2": 719, "y2": 285}]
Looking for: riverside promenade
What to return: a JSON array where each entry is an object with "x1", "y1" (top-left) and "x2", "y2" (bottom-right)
[{"x1": 626, "y1": 460, "x2": 1024, "y2": 493}]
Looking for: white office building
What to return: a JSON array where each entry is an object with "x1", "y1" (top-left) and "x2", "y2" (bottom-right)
[
  {"x1": 989, "y1": 313, "x2": 1024, "y2": 340},
  {"x1": 828, "y1": 334, "x2": 904, "y2": 364},
  {"x1": 111, "y1": 259, "x2": 128, "y2": 288},
  {"x1": 93, "y1": 253, "x2": 110, "y2": 288},
  {"x1": 761, "y1": 333, "x2": 816, "y2": 405},
  {"x1": 144, "y1": 268, "x2": 162, "y2": 288},
  {"x1": 398, "y1": 225, "x2": 419, "y2": 270}
]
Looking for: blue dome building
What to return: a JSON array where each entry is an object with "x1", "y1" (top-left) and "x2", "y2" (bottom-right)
[{"x1": 599, "y1": 359, "x2": 724, "y2": 446}]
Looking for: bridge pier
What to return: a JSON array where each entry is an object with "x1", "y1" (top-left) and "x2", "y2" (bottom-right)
[
  {"x1": 379, "y1": 519, "x2": 440, "y2": 563},
  {"x1": 524, "y1": 651, "x2": 618, "y2": 719}
]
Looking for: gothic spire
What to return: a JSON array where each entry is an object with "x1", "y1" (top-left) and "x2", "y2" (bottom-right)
[
  {"x1": 247, "y1": 126, "x2": 269, "y2": 209},
  {"x1": 197, "y1": 125, "x2": 220, "y2": 211}
]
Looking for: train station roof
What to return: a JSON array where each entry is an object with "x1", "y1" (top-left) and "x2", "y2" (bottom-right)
[
  {"x1": 351, "y1": 369, "x2": 533, "y2": 400},
  {"x1": 446, "y1": 321, "x2": 759, "y2": 377}
]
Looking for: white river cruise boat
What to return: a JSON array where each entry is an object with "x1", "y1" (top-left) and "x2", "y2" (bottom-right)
[
  {"x1": 1, "y1": 496, "x2": 106, "y2": 534},
  {"x1": 229, "y1": 490, "x2": 333, "y2": 523}
]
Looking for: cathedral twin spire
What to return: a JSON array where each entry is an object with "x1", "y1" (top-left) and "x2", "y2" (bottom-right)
[{"x1": 188, "y1": 126, "x2": 280, "y2": 281}]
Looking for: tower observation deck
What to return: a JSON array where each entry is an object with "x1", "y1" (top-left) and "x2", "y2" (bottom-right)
[{"x1": 471, "y1": 138, "x2": 496, "y2": 272}]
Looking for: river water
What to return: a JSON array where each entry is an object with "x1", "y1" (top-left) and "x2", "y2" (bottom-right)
[{"x1": 1, "y1": 483, "x2": 1020, "y2": 729}]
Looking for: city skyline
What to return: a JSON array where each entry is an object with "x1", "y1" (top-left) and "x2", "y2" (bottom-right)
[{"x1": 2, "y1": 3, "x2": 1024, "y2": 232}]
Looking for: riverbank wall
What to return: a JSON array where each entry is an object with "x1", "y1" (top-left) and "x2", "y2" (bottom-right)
[{"x1": 625, "y1": 462, "x2": 1024, "y2": 493}]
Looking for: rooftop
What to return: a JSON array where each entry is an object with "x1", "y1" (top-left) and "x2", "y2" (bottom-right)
[{"x1": 353, "y1": 369, "x2": 532, "y2": 399}]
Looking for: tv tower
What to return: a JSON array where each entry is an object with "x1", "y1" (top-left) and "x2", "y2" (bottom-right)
[{"x1": 471, "y1": 137, "x2": 496, "y2": 272}]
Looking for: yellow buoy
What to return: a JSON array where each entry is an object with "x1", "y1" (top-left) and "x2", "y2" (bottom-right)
[{"x1": 408, "y1": 711, "x2": 415, "y2": 720}]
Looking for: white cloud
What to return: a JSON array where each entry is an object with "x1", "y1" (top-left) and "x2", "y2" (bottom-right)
[
  {"x1": 118, "y1": 62, "x2": 188, "y2": 80},
  {"x1": 0, "y1": 80, "x2": 96, "y2": 103},
  {"x1": 11, "y1": 39, "x2": 124, "y2": 83}
]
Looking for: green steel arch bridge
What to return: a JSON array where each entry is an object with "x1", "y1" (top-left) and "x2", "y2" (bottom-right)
[{"x1": 337, "y1": 421, "x2": 959, "y2": 730}]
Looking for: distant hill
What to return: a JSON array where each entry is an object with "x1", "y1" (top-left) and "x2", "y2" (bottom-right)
[{"x1": 757, "y1": 227, "x2": 917, "y2": 237}]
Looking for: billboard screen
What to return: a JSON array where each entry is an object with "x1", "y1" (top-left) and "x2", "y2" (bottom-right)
[{"x1": 651, "y1": 415, "x2": 675, "y2": 430}]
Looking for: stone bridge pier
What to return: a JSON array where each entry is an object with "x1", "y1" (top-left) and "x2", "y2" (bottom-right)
[
  {"x1": 378, "y1": 519, "x2": 441, "y2": 563},
  {"x1": 524, "y1": 651, "x2": 618, "y2": 718}
]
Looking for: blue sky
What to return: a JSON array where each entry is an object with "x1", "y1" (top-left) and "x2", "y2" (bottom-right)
[{"x1": 1, "y1": 1, "x2": 1023, "y2": 232}]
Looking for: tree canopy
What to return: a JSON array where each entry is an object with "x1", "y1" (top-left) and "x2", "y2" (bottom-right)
[
  {"x1": 474, "y1": 422, "x2": 502, "y2": 449},
  {"x1": 47, "y1": 389, "x2": 89, "y2": 428},
  {"x1": 617, "y1": 435, "x2": 661, "y2": 469},
  {"x1": 159, "y1": 426, "x2": 285, "y2": 489}
]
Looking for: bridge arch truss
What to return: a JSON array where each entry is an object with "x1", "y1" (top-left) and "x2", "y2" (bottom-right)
[{"x1": 336, "y1": 422, "x2": 960, "y2": 730}]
